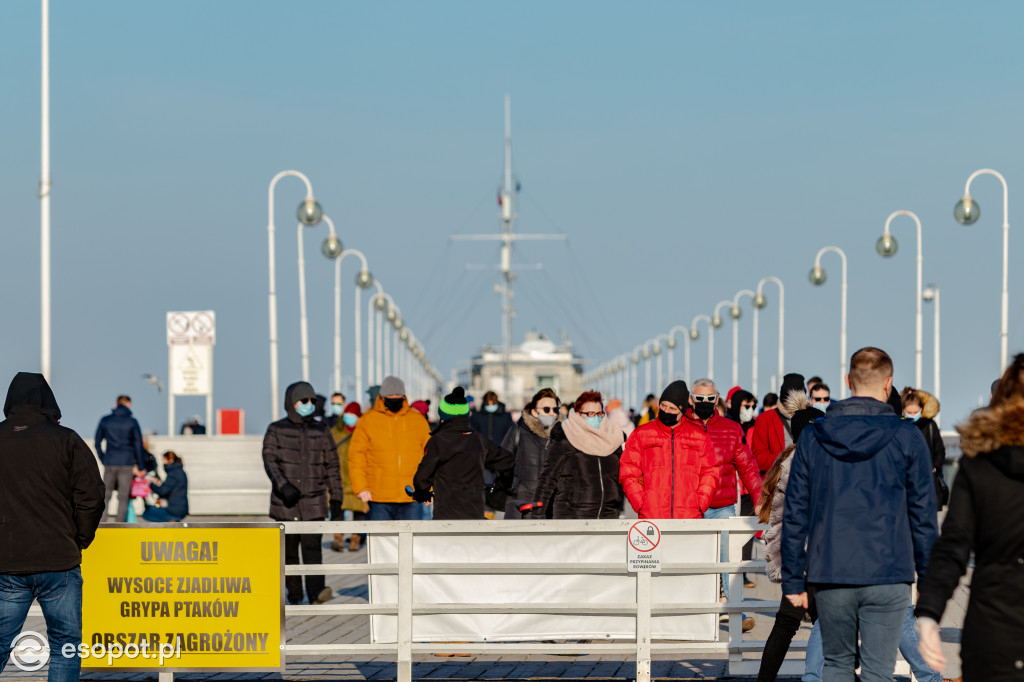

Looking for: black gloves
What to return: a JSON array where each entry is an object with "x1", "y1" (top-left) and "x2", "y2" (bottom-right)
[
  {"x1": 330, "y1": 499, "x2": 343, "y2": 521},
  {"x1": 278, "y1": 482, "x2": 301, "y2": 507},
  {"x1": 411, "y1": 488, "x2": 433, "y2": 503}
]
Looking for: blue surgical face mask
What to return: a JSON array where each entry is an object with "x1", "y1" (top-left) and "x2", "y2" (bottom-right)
[
  {"x1": 295, "y1": 402, "x2": 315, "y2": 418},
  {"x1": 342, "y1": 413, "x2": 358, "y2": 427},
  {"x1": 905, "y1": 412, "x2": 921, "y2": 422},
  {"x1": 813, "y1": 401, "x2": 829, "y2": 413},
  {"x1": 484, "y1": 404, "x2": 498, "y2": 413},
  {"x1": 332, "y1": 403, "x2": 345, "y2": 416},
  {"x1": 584, "y1": 416, "x2": 603, "y2": 429}
]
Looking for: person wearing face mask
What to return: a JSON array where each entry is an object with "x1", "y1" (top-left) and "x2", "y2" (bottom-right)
[
  {"x1": 330, "y1": 403, "x2": 367, "y2": 552},
  {"x1": 326, "y1": 392, "x2": 346, "y2": 429},
  {"x1": 687, "y1": 379, "x2": 762, "y2": 629},
  {"x1": 527, "y1": 391, "x2": 625, "y2": 519},
  {"x1": 347, "y1": 375, "x2": 431, "y2": 521},
  {"x1": 809, "y1": 383, "x2": 831, "y2": 413},
  {"x1": 262, "y1": 381, "x2": 344, "y2": 605},
  {"x1": 901, "y1": 387, "x2": 948, "y2": 511},
  {"x1": 726, "y1": 389, "x2": 758, "y2": 438},
  {"x1": 469, "y1": 390, "x2": 515, "y2": 447},
  {"x1": 619, "y1": 381, "x2": 720, "y2": 519},
  {"x1": 502, "y1": 388, "x2": 563, "y2": 518}
]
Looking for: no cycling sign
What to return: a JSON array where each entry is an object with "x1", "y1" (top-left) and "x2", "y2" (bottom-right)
[{"x1": 627, "y1": 521, "x2": 662, "y2": 573}]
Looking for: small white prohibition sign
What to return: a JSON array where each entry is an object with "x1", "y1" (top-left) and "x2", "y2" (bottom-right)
[
  {"x1": 628, "y1": 521, "x2": 660, "y2": 553},
  {"x1": 10, "y1": 631, "x2": 49, "y2": 671}
]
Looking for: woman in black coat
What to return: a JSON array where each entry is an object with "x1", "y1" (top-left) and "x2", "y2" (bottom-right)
[
  {"x1": 916, "y1": 356, "x2": 1024, "y2": 681},
  {"x1": 529, "y1": 391, "x2": 625, "y2": 520},
  {"x1": 901, "y1": 387, "x2": 949, "y2": 509},
  {"x1": 502, "y1": 388, "x2": 562, "y2": 518}
]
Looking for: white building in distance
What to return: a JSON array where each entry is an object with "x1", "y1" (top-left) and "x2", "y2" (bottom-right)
[{"x1": 459, "y1": 331, "x2": 585, "y2": 410}]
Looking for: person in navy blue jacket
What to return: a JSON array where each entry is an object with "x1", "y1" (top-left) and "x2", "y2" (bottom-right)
[
  {"x1": 143, "y1": 451, "x2": 189, "y2": 522},
  {"x1": 95, "y1": 395, "x2": 145, "y2": 522},
  {"x1": 781, "y1": 347, "x2": 937, "y2": 682}
]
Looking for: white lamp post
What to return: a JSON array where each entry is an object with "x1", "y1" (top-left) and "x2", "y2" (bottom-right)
[
  {"x1": 710, "y1": 300, "x2": 732, "y2": 382},
  {"x1": 630, "y1": 344, "x2": 644, "y2": 409},
  {"x1": 667, "y1": 325, "x2": 691, "y2": 383},
  {"x1": 876, "y1": 210, "x2": 923, "y2": 388},
  {"x1": 40, "y1": 0, "x2": 52, "y2": 381},
  {"x1": 923, "y1": 284, "x2": 941, "y2": 420},
  {"x1": 810, "y1": 246, "x2": 848, "y2": 398},
  {"x1": 320, "y1": 227, "x2": 374, "y2": 396},
  {"x1": 954, "y1": 169, "x2": 1010, "y2": 370},
  {"x1": 653, "y1": 335, "x2": 669, "y2": 391},
  {"x1": 730, "y1": 289, "x2": 755, "y2": 388},
  {"x1": 690, "y1": 314, "x2": 712, "y2": 382},
  {"x1": 267, "y1": 170, "x2": 322, "y2": 419},
  {"x1": 752, "y1": 277, "x2": 784, "y2": 399},
  {"x1": 366, "y1": 281, "x2": 385, "y2": 387}
]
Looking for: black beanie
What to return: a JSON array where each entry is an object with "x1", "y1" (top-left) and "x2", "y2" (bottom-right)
[
  {"x1": 790, "y1": 407, "x2": 820, "y2": 443},
  {"x1": 659, "y1": 380, "x2": 689, "y2": 411},
  {"x1": 439, "y1": 386, "x2": 469, "y2": 421},
  {"x1": 779, "y1": 373, "x2": 806, "y2": 404}
]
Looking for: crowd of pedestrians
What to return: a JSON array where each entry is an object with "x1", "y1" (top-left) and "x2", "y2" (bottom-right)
[{"x1": 4, "y1": 343, "x2": 1022, "y2": 681}]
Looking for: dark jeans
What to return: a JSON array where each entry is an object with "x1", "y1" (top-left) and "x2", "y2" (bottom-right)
[
  {"x1": 757, "y1": 586, "x2": 817, "y2": 682},
  {"x1": 285, "y1": 528, "x2": 325, "y2": 605},
  {"x1": 366, "y1": 502, "x2": 422, "y2": 521},
  {"x1": 814, "y1": 583, "x2": 910, "y2": 682},
  {"x1": 142, "y1": 507, "x2": 182, "y2": 523},
  {"x1": 102, "y1": 465, "x2": 134, "y2": 522},
  {"x1": 0, "y1": 568, "x2": 83, "y2": 682},
  {"x1": 739, "y1": 493, "x2": 755, "y2": 560}
]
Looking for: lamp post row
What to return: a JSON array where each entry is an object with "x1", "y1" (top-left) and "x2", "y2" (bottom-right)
[{"x1": 267, "y1": 171, "x2": 442, "y2": 421}]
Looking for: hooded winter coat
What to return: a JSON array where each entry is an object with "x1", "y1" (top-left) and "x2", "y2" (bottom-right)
[
  {"x1": 150, "y1": 460, "x2": 189, "y2": 519},
  {"x1": 469, "y1": 402, "x2": 514, "y2": 446},
  {"x1": 916, "y1": 398, "x2": 1024, "y2": 682},
  {"x1": 780, "y1": 397, "x2": 938, "y2": 596},
  {"x1": 619, "y1": 417, "x2": 719, "y2": 519},
  {"x1": 347, "y1": 395, "x2": 431, "y2": 503},
  {"x1": 725, "y1": 389, "x2": 756, "y2": 439},
  {"x1": 502, "y1": 412, "x2": 560, "y2": 517},
  {"x1": 262, "y1": 382, "x2": 344, "y2": 521},
  {"x1": 413, "y1": 415, "x2": 515, "y2": 519},
  {"x1": 95, "y1": 403, "x2": 145, "y2": 468},
  {"x1": 686, "y1": 412, "x2": 762, "y2": 509},
  {"x1": 0, "y1": 372, "x2": 106, "y2": 573},
  {"x1": 530, "y1": 415, "x2": 624, "y2": 519}
]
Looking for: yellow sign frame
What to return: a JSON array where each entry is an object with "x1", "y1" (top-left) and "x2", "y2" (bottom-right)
[{"x1": 80, "y1": 523, "x2": 284, "y2": 672}]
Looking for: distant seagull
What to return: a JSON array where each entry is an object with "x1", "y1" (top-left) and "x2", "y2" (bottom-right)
[{"x1": 142, "y1": 373, "x2": 164, "y2": 394}]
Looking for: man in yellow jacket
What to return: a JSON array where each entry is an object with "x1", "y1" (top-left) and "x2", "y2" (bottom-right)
[{"x1": 348, "y1": 375, "x2": 431, "y2": 520}]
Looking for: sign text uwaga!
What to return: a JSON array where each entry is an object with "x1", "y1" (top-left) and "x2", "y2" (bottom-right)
[{"x1": 81, "y1": 525, "x2": 284, "y2": 671}]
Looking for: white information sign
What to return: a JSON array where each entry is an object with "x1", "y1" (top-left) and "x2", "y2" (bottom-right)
[
  {"x1": 169, "y1": 344, "x2": 213, "y2": 395},
  {"x1": 627, "y1": 521, "x2": 662, "y2": 573},
  {"x1": 166, "y1": 310, "x2": 215, "y2": 436},
  {"x1": 166, "y1": 310, "x2": 216, "y2": 345}
]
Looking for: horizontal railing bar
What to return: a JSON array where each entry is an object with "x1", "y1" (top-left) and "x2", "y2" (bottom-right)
[
  {"x1": 286, "y1": 603, "x2": 398, "y2": 616},
  {"x1": 284, "y1": 561, "x2": 766, "y2": 576},
  {"x1": 279, "y1": 519, "x2": 767, "y2": 534},
  {"x1": 285, "y1": 643, "x2": 401, "y2": 655},
  {"x1": 292, "y1": 600, "x2": 783, "y2": 616},
  {"x1": 287, "y1": 639, "x2": 807, "y2": 654}
]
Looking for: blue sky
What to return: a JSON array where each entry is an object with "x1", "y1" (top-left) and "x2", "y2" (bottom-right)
[{"x1": 2, "y1": 1, "x2": 1022, "y2": 435}]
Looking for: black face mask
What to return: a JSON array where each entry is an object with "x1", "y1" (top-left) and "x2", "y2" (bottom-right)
[
  {"x1": 657, "y1": 410, "x2": 680, "y2": 427},
  {"x1": 383, "y1": 397, "x2": 404, "y2": 413},
  {"x1": 693, "y1": 402, "x2": 716, "y2": 420}
]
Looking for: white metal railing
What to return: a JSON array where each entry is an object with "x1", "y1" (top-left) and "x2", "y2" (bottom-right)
[{"x1": 281, "y1": 518, "x2": 773, "y2": 682}]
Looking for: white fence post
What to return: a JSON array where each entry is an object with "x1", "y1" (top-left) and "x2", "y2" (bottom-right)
[
  {"x1": 158, "y1": 673, "x2": 174, "y2": 682},
  {"x1": 727, "y1": 526, "x2": 748, "y2": 675},
  {"x1": 397, "y1": 529, "x2": 413, "y2": 682},
  {"x1": 635, "y1": 570, "x2": 652, "y2": 682}
]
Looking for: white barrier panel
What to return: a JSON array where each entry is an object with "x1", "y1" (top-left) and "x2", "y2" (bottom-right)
[{"x1": 368, "y1": 531, "x2": 717, "y2": 643}]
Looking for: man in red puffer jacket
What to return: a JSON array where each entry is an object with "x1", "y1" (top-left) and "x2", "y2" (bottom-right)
[
  {"x1": 620, "y1": 381, "x2": 719, "y2": 519},
  {"x1": 687, "y1": 378, "x2": 762, "y2": 630}
]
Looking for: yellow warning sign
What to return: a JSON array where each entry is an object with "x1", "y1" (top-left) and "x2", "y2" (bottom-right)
[{"x1": 80, "y1": 524, "x2": 283, "y2": 671}]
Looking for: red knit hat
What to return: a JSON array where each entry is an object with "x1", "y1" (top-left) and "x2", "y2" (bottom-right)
[
  {"x1": 410, "y1": 400, "x2": 429, "y2": 417},
  {"x1": 726, "y1": 386, "x2": 743, "y2": 402}
]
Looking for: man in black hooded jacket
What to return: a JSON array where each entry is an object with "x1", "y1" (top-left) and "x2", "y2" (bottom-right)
[
  {"x1": 262, "y1": 381, "x2": 343, "y2": 606},
  {"x1": 0, "y1": 372, "x2": 106, "y2": 680}
]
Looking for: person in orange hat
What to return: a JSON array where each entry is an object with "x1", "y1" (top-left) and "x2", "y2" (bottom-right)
[{"x1": 605, "y1": 398, "x2": 634, "y2": 437}]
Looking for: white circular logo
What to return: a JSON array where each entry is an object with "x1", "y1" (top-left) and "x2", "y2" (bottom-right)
[{"x1": 10, "y1": 631, "x2": 49, "y2": 671}]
